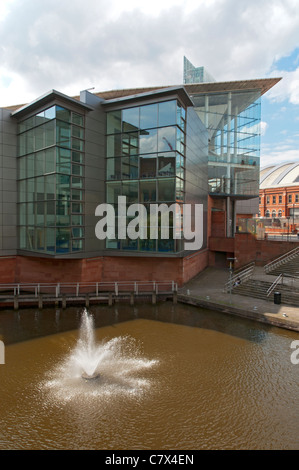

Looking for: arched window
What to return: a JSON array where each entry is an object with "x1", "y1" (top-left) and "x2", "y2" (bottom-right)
[
  {"x1": 272, "y1": 210, "x2": 276, "y2": 218},
  {"x1": 265, "y1": 210, "x2": 270, "y2": 218},
  {"x1": 278, "y1": 210, "x2": 282, "y2": 218}
]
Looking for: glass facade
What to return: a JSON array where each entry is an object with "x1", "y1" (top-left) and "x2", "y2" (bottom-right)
[
  {"x1": 106, "y1": 100, "x2": 187, "y2": 252},
  {"x1": 190, "y1": 90, "x2": 261, "y2": 197},
  {"x1": 17, "y1": 105, "x2": 85, "y2": 254}
]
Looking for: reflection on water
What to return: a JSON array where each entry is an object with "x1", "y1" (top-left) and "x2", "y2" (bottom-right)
[{"x1": 0, "y1": 302, "x2": 299, "y2": 450}]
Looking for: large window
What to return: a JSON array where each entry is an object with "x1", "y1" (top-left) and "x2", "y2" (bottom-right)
[
  {"x1": 106, "y1": 100, "x2": 186, "y2": 252},
  {"x1": 18, "y1": 105, "x2": 85, "y2": 254},
  {"x1": 191, "y1": 90, "x2": 261, "y2": 197}
]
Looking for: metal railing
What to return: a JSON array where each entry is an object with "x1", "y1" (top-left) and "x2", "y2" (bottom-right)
[
  {"x1": 224, "y1": 262, "x2": 255, "y2": 293},
  {"x1": 267, "y1": 273, "x2": 284, "y2": 297},
  {"x1": 264, "y1": 246, "x2": 299, "y2": 274},
  {"x1": 0, "y1": 280, "x2": 178, "y2": 298}
]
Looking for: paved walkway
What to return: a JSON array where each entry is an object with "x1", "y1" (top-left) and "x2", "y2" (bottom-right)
[{"x1": 178, "y1": 266, "x2": 299, "y2": 333}]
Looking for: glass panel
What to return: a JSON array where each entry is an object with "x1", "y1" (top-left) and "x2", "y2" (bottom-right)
[
  {"x1": 72, "y1": 125, "x2": 84, "y2": 139},
  {"x1": 36, "y1": 227, "x2": 45, "y2": 251},
  {"x1": 27, "y1": 179, "x2": 35, "y2": 202},
  {"x1": 72, "y1": 227, "x2": 84, "y2": 238},
  {"x1": 72, "y1": 137, "x2": 84, "y2": 151},
  {"x1": 107, "y1": 134, "x2": 122, "y2": 157},
  {"x1": 19, "y1": 203, "x2": 26, "y2": 224},
  {"x1": 107, "y1": 182, "x2": 122, "y2": 204},
  {"x1": 19, "y1": 157, "x2": 26, "y2": 179},
  {"x1": 107, "y1": 110, "x2": 121, "y2": 134},
  {"x1": 46, "y1": 200, "x2": 55, "y2": 226},
  {"x1": 72, "y1": 151, "x2": 83, "y2": 163},
  {"x1": 158, "y1": 178, "x2": 175, "y2": 201},
  {"x1": 122, "y1": 181, "x2": 138, "y2": 203},
  {"x1": 72, "y1": 189, "x2": 83, "y2": 201},
  {"x1": 140, "y1": 128, "x2": 157, "y2": 154},
  {"x1": 35, "y1": 151, "x2": 44, "y2": 176},
  {"x1": 140, "y1": 104, "x2": 158, "y2": 129},
  {"x1": 35, "y1": 126, "x2": 44, "y2": 151},
  {"x1": 122, "y1": 108, "x2": 139, "y2": 132},
  {"x1": 158, "y1": 238, "x2": 174, "y2": 252},
  {"x1": 45, "y1": 174, "x2": 55, "y2": 199},
  {"x1": 46, "y1": 228, "x2": 55, "y2": 252},
  {"x1": 72, "y1": 164, "x2": 83, "y2": 176},
  {"x1": 45, "y1": 106, "x2": 56, "y2": 120},
  {"x1": 19, "y1": 181, "x2": 26, "y2": 202},
  {"x1": 27, "y1": 203, "x2": 35, "y2": 225},
  {"x1": 56, "y1": 228, "x2": 70, "y2": 253},
  {"x1": 139, "y1": 239, "x2": 156, "y2": 252},
  {"x1": 36, "y1": 201, "x2": 45, "y2": 226},
  {"x1": 72, "y1": 215, "x2": 83, "y2": 225},
  {"x1": 36, "y1": 177, "x2": 44, "y2": 201},
  {"x1": 56, "y1": 121, "x2": 71, "y2": 147},
  {"x1": 71, "y1": 176, "x2": 83, "y2": 188},
  {"x1": 158, "y1": 101, "x2": 176, "y2": 127},
  {"x1": 158, "y1": 153, "x2": 175, "y2": 177},
  {"x1": 122, "y1": 156, "x2": 138, "y2": 179},
  {"x1": 72, "y1": 112, "x2": 83, "y2": 126},
  {"x1": 140, "y1": 155, "x2": 156, "y2": 178},
  {"x1": 122, "y1": 132, "x2": 139, "y2": 156},
  {"x1": 56, "y1": 106, "x2": 71, "y2": 122},
  {"x1": 107, "y1": 158, "x2": 121, "y2": 180},
  {"x1": 72, "y1": 202, "x2": 82, "y2": 214},
  {"x1": 158, "y1": 127, "x2": 176, "y2": 152},
  {"x1": 19, "y1": 226, "x2": 26, "y2": 249},
  {"x1": 140, "y1": 180, "x2": 156, "y2": 203},
  {"x1": 45, "y1": 120, "x2": 55, "y2": 146},
  {"x1": 72, "y1": 239, "x2": 83, "y2": 251},
  {"x1": 45, "y1": 148, "x2": 55, "y2": 173},
  {"x1": 121, "y1": 238, "x2": 138, "y2": 250}
]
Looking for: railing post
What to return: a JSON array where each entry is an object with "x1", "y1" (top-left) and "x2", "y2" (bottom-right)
[
  {"x1": 76, "y1": 283, "x2": 79, "y2": 297},
  {"x1": 96, "y1": 282, "x2": 98, "y2": 297},
  {"x1": 115, "y1": 282, "x2": 118, "y2": 296}
]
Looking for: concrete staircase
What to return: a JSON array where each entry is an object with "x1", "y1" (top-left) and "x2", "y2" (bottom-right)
[
  {"x1": 267, "y1": 255, "x2": 299, "y2": 277},
  {"x1": 233, "y1": 277, "x2": 299, "y2": 307},
  {"x1": 264, "y1": 247, "x2": 299, "y2": 277}
]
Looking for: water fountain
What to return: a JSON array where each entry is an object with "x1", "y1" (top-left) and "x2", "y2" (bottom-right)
[{"x1": 43, "y1": 309, "x2": 159, "y2": 402}]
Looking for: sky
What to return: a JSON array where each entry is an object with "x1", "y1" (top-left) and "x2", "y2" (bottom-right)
[{"x1": 1, "y1": 0, "x2": 299, "y2": 169}]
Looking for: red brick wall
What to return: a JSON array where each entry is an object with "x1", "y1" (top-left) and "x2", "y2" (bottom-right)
[
  {"x1": 0, "y1": 251, "x2": 210, "y2": 287},
  {"x1": 234, "y1": 233, "x2": 298, "y2": 267},
  {"x1": 182, "y1": 249, "x2": 209, "y2": 284},
  {"x1": 0, "y1": 257, "x2": 17, "y2": 283}
]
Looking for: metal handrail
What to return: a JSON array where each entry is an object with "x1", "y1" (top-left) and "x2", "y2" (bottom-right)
[
  {"x1": 264, "y1": 247, "x2": 299, "y2": 273},
  {"x1": 0, "y1": 280, "x2": 178, "y2": 298},
  {"x1": 267, "y1": 273, "x2": 283, "y2": 297},
  {"x1": 224, "y1": 263, "x2": 255, "y2": 292}
]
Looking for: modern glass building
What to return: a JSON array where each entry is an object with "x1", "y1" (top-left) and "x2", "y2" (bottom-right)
[
  {"x1": 183, "y1": 56, "x2": 215, "y2": 84},
  {"x1": 0, "y1": 72, "x2": 281, "y2": 285}
]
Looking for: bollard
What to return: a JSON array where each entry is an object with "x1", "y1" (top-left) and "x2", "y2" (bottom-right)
[
  {"x1": 108, "y1": 292, "x2": 113, "y2": 306},
  {"x1": 130, "y1": 293, "x2": 134, "y2": 306},
  {"x1": 38, "y1": 294, "x2": 43, "y2": 309},
  {"x1": 14, "y1": 295, "x2": 19, "y2": 310}
]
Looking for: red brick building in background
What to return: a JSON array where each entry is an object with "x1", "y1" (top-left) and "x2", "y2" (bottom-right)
[{"x1": 259, "y1": 162, "x2": 299, "y2": 233}]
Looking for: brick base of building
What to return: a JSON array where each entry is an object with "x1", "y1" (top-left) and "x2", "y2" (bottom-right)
[{"x1": 0, "y1": 250, "x2": 209, "y2": 287}]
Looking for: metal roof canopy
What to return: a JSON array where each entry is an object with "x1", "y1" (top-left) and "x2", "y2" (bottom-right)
[{"x1": 11, "y1": 89, "x2": 94, "y2": 119}]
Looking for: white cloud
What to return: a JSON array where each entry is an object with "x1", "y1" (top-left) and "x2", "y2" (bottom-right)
[{"x1": 0, "y1": 0, "x2": 299, "y2": 108}]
